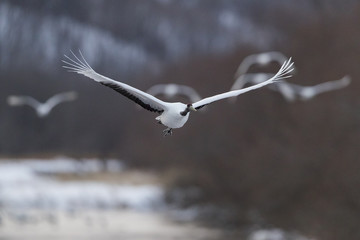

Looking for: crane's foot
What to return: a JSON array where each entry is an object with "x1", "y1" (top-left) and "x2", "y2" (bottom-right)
[{"x1": 163, "y1": 128, "x2": 173, "y2": 137}]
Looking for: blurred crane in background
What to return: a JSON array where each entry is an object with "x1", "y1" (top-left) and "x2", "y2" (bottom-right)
[{"x1": 7, "y1": 91, "x2": 78, "y2": 118}]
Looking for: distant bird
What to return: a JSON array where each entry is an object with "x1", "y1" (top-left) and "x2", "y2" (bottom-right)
[
  {"x1": 7, "y1": 91, "x2": 78, "y2": 117},
  {"x1": 62, "y1": 51, "x2": 294, "y2": 136},
  {"x1": 231, "y1": 73, "x2": 351, "y2": 102},
  {"x1": 234, "y1": 51, "x2": 288, "y2": 78},
  {"x1": 279, "y1": 75, "x2": 351, "y2": 101},
  {"x1": 146, "y1": 84, "x2": 202, "y2": 102}
]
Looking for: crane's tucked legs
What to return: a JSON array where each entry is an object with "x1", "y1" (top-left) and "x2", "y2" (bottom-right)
[{"x1": 163, "y1": 128, "x2": 173, "y2": 137}]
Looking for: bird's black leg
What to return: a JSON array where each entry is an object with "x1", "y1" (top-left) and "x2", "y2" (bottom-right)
[{"x1": 162, "y1": 128, "x2": 173, "y2": 137}]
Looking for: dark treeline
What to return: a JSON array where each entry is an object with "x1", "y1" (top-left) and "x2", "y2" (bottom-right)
[{"x1": 1, "y1": 1, "x2": 360, "y2": 240}]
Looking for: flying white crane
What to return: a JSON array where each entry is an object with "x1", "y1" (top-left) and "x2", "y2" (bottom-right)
[
  {"x1": 278, "y1": 75, "x2": 351, "y2": 101},
  {"x1": 146, "y1": 84, "x2": 202, "y2": 102},
  {"x1": 7, "y1": 91, "x2": 78, "y2": 117},
  {"x1": 234, "y1": 51, "x2": 288, "y2": 79},
  {"x1": 230, "y1": 73, "x2": 351, "y2": 102},
  {"x1": 62, "y1": 51, "x2": 294, "y2": 136}
]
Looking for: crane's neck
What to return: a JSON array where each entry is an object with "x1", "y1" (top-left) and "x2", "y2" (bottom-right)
[
  {"x1": 180, "y1": 107, "x2": 190, "y2": 116},
  {"x1": 180, "y1": 104, "x2": 196, "y2": 116},
  {"x1": 180, "y1": 105, "x2": 191, "y2": 117}
]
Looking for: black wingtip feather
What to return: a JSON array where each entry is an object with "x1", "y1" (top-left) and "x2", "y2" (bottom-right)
[{"x1": 100, "y1": 82, "x2": 164, "y2": 113}]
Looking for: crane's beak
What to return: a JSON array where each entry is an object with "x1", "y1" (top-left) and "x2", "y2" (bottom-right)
[{"x1": 189, "y1": 106, "x2": 197, "y2": 112}]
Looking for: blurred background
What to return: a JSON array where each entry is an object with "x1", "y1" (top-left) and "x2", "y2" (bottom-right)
[{"x1": 0, "y1": 0, "x2": 360, "y2": 239}]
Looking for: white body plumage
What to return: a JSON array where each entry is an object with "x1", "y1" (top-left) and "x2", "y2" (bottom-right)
[{"x1": 156, "y1": 102, "x2": 190, "y2": 129}]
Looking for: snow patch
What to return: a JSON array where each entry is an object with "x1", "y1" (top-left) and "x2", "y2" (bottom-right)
[
  {"x1": 0, "y1": 158, "x2": 163, "y2": 212},
  {"x1": 248, "y1": 229, "x2": 314, "y2": 240}
]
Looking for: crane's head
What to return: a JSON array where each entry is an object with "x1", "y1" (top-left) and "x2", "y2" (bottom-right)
[{"x1": 180, "y1": 104, "x2": 196, "y2": 116}]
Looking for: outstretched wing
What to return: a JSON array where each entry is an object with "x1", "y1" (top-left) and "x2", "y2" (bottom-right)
[
  {"x1": 193, "y1": 58, "x2": 294, "y2": 109},
  {"x1": 146, "y1": 84, "x2": 171, "y2": 96},
  {"x1": 147, "y1": 84, "x2": 202, "y2": 102},
  {"x1": 7, "y1": 95, "x2": 41, "y2": 109},
  {"x1": 62, "y1": 51, "x2": 167, "y2": 113},
  {"x1": 234, "y1": 51, "x2": 288, "y2": 78},
  {"x1": 311, "y1": 75, "x2": 351, "y2": 93},
  {"x1": 45, "y1": 91, "x2": 78, "y2": 110},
  {"x1": 176, "y1": 85, "x2": 202, "y2": 102}
]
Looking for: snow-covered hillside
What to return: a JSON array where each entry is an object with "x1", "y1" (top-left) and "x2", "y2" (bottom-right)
[
  {"x1": 0, "y1": 2, "x2": 159, "y2": 77},
  {"x1": 0, "y1": 1, "x2": 281, "y2": 77}
]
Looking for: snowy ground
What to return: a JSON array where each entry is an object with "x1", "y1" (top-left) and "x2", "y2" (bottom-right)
[
  {"x1": 0, "y1": 157, "x2": 313, "y2": 240},
  {"x1": 0, "y1": 209, "x2": 223, "y2": 240}
]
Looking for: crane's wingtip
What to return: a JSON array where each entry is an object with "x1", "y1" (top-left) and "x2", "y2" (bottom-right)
[
  {"x1": 62, "y1": 50, "x2": 94, "y2": 73},
  {"x1": 342, "y1": 75, "x2": 352, "y2": 83}
]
